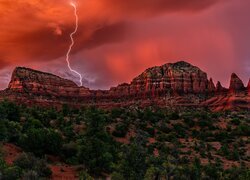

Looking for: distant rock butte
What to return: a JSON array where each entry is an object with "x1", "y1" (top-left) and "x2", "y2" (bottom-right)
[
  {"x1": 229, "y1": 73, "x2": 246, "y2": 93},
  {"x1": 0, "y1": 61, "x2": 249, "y2": 111}
]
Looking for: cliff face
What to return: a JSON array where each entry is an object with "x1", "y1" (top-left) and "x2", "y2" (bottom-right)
[
  {"x1": 8, "y1": 61, "x2": 213, "y2": 98},
  {"x1": 8, "y1": 67, "x2": 91, "y2": 98},
  {"x1": 130, "y1": 61, "x2": 209, "y2": 95},
  {"x1": 1, "y1": 61, "x2": 249, "y2": 110},
  {"x1": 229, "y1": 73, "x2": 246, "y2": 93}
]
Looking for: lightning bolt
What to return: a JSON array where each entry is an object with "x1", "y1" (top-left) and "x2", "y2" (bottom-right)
[{"x1": 66, "y1": 1, "x2": 83, "y2": 86}]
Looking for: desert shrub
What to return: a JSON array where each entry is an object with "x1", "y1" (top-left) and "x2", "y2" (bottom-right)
[
  {"x1": 22, "y1": 170, "x2": 39, "y2": 180},
  {"x1": 14, "y1": 153, "x2": 52, "y2": 178},
  {"x1": 158, "y1": 124, "x2": 171, "y2": 134},
  {"x1": 156, "y1": 133, "x2": 168, "y2": 142},
  {"x1": 169, "y1": 112, "x2": 179, "y2": 120},
  {"x1": 62, "y1": 104, "x2": 71, "y2": 116},
  {"x1": 0, "y1": 100, "x2": 20, "y2": 122},
  {"x1": 223, "y1": 166, "x2": 250, "y2": 179},
  {"x1": 236, "y1": 123, "x2": 250, "y2": 136},
  {"x1": 230, "y1": 148, "x2": 240, "y2": 161},
  {"x1": 144, "y1": 127, "x2": 155, "y2": 137},
  {"x1": 231, "y1": 118, "x2": 241, "y2": 125},
  {"x1": 1, "y1": 101, "x2": 249, "y2": 179},
  {"x1": 114, "y1": 139, "x2": 147, "y2": 180},
  {"x1": 22, "y1": 118, "x2": 43, "y2": 132},
  {"x1": 194, "y1": 111, "x2": 210, "y2": 120},
  {"x1": 2, "y1": 166, "x2": 22, "y2": 180},
  {"x1": 166, "y1": 132, "x2": 178, "y2": 142},
  {"x1": 111, "y1": 108, "x2": 124, "y2": 119},
  {"x1": 142, "y1": 108, "x2": 162, "y2": 123},
  {"x1": 180, "y1": 156, "x2": 190, "y2": 164},
  {"x1": 219, "y1": 144, "x2": 230, "y2": 157},
  {"x1": 77, "y1": 108, "x2": 117, "y2": 174},
  {"x1": 0, "y1": 120, "x2": 8, "y2": 141},
  {"x1": 78, "y1": 137, "x2": 114, "y2": 174},
  {"x1": 47, "y1": 108, "x2": 58, "y2": 119},
  {"x1": 191, "y1": 129, "x2": 200, "y2": 138},
  {"x1": 211, "y1": 112, "x2": 220, "y2": 118},
  {"x1": 0, "y1": 155, "x2": 7, "y2": 171},
  {"x1": 33, "y1": 158, "x2": 52, "y2": 177},
  {"x1": 112, "y1": 123, "x2": 128, "y2": 137},
  {"x1": 197, "y1": 118, "x2": 213, "y2": 129},
  {"x1": 203, "y1": 164, "x2": 222, "y2": 179},
  {"x1": 63, "y1": 125, "x2": 76, "y2": 140},
  {"x1": 79, "y1": 170, "x2": 94, "y2": 180},
  {"x1": 6, "y1": 121, "x2": 22, "y2": 142},
  {"x1": 111, "y1": 172, "x2": 125, "y2": 180},
  {"x1": 183, "y1": 117, "x2": 195, "y2": 127},
  {"x1": 226, "y1": 125, "x2": 232, "y2": 132},
  {"x1": 19, "y1": 128, "x2": 62, "y2": 156},
  {"x1": 136, "y1": 121, "x2": 147, "y2": 130},
  {"x1": 61, "y1": 142, "x2": 78, "y2": 162},
  {"x1": 173, "y1": 123, "x2": 186, "y2": 138},
  {"x1": 214, "y1": 131, "x2": 230, "y2": 142},
  {"x1": 14, "y1": 153, "x2": 36, "y2": 170},
  {"x1": 144, "y1": 166, "x2": 161, "y2": 180}
]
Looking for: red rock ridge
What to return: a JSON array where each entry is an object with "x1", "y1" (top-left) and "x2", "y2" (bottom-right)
[
  {"x1": 1, "y1": 61, "x2": 249, "y2": 111},
  {"x1": 8, "y1": 67, "x2": 92, "y2": 98}
]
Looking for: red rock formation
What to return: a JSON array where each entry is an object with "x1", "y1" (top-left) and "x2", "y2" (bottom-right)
[
  {"x1": 216, "y1": 81, "x2": 227, "y2": 93},
  {"x1": 8, "y1": 67, "x2": 92, "y2": 98},
  {"x1": 203, "y1": 74, "x2": 249, "y2": 111},
  {"x1": 130, "y1": 61, "x2": 209, "y2": 95},
  {"x1": 7, "y1": 62, "x2": 210, "y2": 98},
  {"x1": 229, "y1": 73, "x2": 245, "y2": 93},
  {"x1": 1, "y1": 61, "x2": 249, "y2": 111},
  {"x1": 208, "y1": 78, "x2": 216, "y2": 92}
]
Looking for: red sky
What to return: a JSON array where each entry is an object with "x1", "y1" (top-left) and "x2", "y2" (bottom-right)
[{"x1": 0, "y1": 0, "x2": 249, "y2": 89}]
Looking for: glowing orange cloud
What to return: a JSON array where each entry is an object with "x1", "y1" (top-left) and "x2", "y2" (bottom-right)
[{"x1": 0, "y1": 0, "x2": 249, "y2": 89}]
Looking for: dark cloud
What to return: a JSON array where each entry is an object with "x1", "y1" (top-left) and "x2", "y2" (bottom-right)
[
  {"x1": 0, "y1": 21, "x2": 128, "y2": 63},
  {"x1": 0, "y1": 0, "x2": 248, "y2": 90},
  {"x1": 102, "y1": 0, "x2": 220, "y2": 15},
  {"x1": 0, "y1": 0, "x2": 221, "y2": 64},
  {"x1": 78, "y1": 22, "x2": 128, "y2": 50}
]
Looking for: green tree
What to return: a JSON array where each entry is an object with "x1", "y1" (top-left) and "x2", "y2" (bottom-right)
[
  {"x1": 23, "y1": 118, "x2": 43, "y2": 132},
  {"x1": 14, "y1": 153, "x2": 52, "y2": 178},
  {"x1": 19, "y1": 128, "x2": 62, "y2": 156},
  {"x1": 0, "y1": 100, "x2": 20, "y2": 121},
  {"x1": 77, "y1": 108, "x2": 116, "y2": 175},
  {"x1": 79, "y1": 170, "x2": 94, "y2": 180},
  {"x1": 22, "y1": 170, "x2": 39, "y2": 180},
  {"x1": 6, "y1": 121, "x2": 22, "y2": 142},
  {"x1": 2, "y1": 166, "x2": 22, "y2": 180},
  {"x1": 115, "y1": 132, "x2": 148, "y2": 180},
  {"x1": 0, "y1": 120, "x2": 7, "y2": 141}
]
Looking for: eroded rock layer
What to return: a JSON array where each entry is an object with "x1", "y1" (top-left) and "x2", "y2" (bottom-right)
[{"x1": 0, "y1": 61, "x2": 249, "y2": 111}]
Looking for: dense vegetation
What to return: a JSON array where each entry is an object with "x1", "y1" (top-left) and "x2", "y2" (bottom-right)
[{"x1": 0, "y1": 100, "x2": 249, "y2": 179}]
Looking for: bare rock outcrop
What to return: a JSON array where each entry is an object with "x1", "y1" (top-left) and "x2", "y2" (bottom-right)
[
  {"x1": 1, "y1": 61, "x2": 249, "y2": 111},
  {"x1": 130, "y1": 61, "x2": 209, "y2": 96},
  {"x1": 229, "y1": 73, "x2": 245, "y2": 93}
]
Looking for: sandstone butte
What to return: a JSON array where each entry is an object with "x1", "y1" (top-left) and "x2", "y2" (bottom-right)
[{"x1": 0, "y1": 61, "x2": 249, "y2": 111}]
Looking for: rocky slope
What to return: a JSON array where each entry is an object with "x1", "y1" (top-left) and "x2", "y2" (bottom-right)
[{"x1": 0, "y1": 61, "x2": 249, "y2": 110}]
